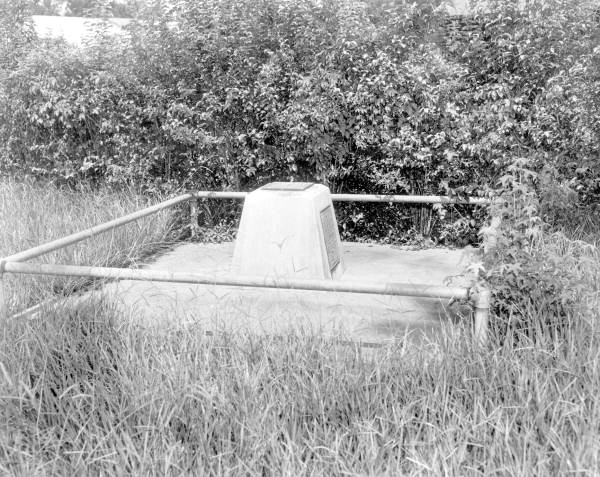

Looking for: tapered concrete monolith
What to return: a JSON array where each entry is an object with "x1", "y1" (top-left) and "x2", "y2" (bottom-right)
[{"x1": 232, "y1": 182, "x2": 344, "y2": 279}]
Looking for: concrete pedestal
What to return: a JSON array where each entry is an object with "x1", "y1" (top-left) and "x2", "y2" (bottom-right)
[{"x1": 232, "y1": 182, "x2": 344, "y2": 279}]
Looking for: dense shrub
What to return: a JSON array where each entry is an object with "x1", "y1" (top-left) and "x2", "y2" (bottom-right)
[
  {"x1": 1, "y1": 0, "x2": 598, "y2": 244},
  {"x1": 31, "y1": 0, "x2": 140, "y2": 17},
  {"x1": 477, "y1": 156, "x2": 599, "y2": 341},
  {"x1": 0, "y1": 0, "x2": 35, "y2": 72}
]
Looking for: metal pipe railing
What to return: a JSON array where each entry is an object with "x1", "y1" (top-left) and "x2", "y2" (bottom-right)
[
  {"x1": 0, "y1": 188, "x2": 492, "y2": 343},
  {"x1": 2, "y1": 261, "x2": 470, "y2": 301},
  {"x1": 3, "y1": 193, "x2": 194, "y2": 263},
  {"x1": 192, "y1": 190, "x2": 490, "y2": 205},
  {"x1": 3, "y1": 190, "x2": 489, "y2": 264},
  {"x1": 473, "y1": 288, "x2": 491, "y2": 346},
  {"x1": 194, "y1": 191, "x2": 248, "y2": 200},
  {"x1": 331, "y1": 193, "x2": 489, "y2": 205}
]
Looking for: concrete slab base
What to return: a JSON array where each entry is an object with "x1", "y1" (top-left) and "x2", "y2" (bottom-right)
[{"x1": 97, "y1": 242, "x2": 473, "y2": 344}]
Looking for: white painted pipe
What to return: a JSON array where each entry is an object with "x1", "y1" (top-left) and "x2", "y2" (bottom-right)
[
  {"x1": 3, "y1": 193, "x2": 194, "y2": 263},
  {"x1": 331, "y1": 193, "x2": 489, "y2": 205},
  {"x1": 3, "y1": 190, "x2": 488, "y2": 264},
  {"x1": 0, "y1": 188, "x2": 492, "y2": 342},
  {"x1": 473, "y1": 288, "x2": 491, "y2": 346},
  {"x1": 193, "y1": 191, "x2": 490, "y2": 205},
  {"x1": 2, "y1": 261, "x2": 470, "y2": 301},
  {"x1": 0, "y1": 271, "x2": 5, "y2": 322},
  {"x1": 1, "y1": 261, "x2": 490, "y2": 343},
  {"x1": 194, "y1": 191, "x2": 248, "y2": 200},
  {"x1": 190, "y1": 197, "x2": 199, "y2": 238}
]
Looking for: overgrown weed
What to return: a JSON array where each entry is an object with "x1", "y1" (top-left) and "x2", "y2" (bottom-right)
[
  {"x1": 0, "y1": 178, "x2": 177, "y2": 312},
  {"x1": 0, "y1": 291, "x2": 598, "y2": 475}
]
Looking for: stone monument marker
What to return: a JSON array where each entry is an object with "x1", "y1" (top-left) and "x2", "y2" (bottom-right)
[{"x1": 232, "y1": 182, "x2": 345, "y2": 279}]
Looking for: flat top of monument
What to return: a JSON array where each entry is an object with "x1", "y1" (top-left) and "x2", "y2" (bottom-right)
[{"x1": 261, "y1": 182, "x2": 315, "y2": 192}]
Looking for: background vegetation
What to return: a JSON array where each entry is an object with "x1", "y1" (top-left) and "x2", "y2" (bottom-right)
[
  {"x1": 2, "y1": 0, "x2": 598, "y2": 242},
  {"x1": 0, "y1": 178, "x2": 176, "y2": 311},
  {"x1": 32, "y1": 0, "x2": 140, "y2": 17}
]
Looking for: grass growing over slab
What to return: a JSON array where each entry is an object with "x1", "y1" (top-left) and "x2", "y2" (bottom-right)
[
  {"x1": 0, "y1": 296, "x2": 599, "y2": 475},
  {"x1": 0, "y1": 178, "x2": 177, "y2": 312}
]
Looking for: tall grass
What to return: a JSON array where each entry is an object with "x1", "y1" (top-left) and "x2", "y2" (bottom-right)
[
  {"x1": 0, "y1": 178, "x2": 177, "y2": 312},
  {"x1": 0, "y1": 296, "x2": 598, "y2": 475},
  {"x1": 0, "y1": 179, "x2": 599, "y2": 475}
]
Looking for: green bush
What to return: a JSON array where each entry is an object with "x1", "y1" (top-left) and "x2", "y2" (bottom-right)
[
  {"x1": 477, "y1": 157, "x2": 599, "y2": 342},
  {"x1": 0, "y1": 0, "x2": 35, "y2": 72},
  {"x1": 1, "y1": 0, "x2": 598, "y2": 243}
]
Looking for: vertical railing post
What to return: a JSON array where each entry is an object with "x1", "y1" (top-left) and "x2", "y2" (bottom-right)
[
  {"x1": 0, "y1": 260, "x2": 6, "y2": 323},
  {"x1": 482, "y1": 197, "x2": 503, "y2": 254},
  {"x1": 473, "y1": 287, "x2": 491, "y2": 346},
  {"x1": 190, "y1": 197, "x2": 200, "y2": 238}
]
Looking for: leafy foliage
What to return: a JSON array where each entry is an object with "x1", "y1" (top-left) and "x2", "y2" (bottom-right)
[
  {"x1": 1, "y1": 0, "x2": 599, "y2": 246},
  {"x1": 32, "y1": 0, "x2": 140, "y2": 17},
  {"x1": 0, "y1": 0, "x2": 36, "y2": 72}
]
